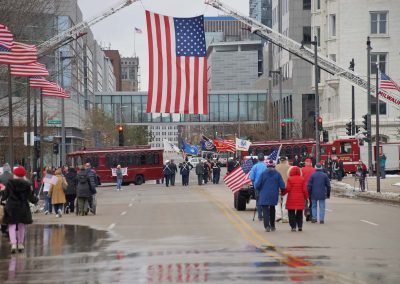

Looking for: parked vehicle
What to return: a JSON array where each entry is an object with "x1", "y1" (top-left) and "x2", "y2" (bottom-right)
[{"x1": 188, "y1": 157, "x2": 206, "y2": 168}]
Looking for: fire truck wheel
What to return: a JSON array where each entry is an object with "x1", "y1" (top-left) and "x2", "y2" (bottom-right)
[{"x1": 134, "y1": 175, "x2": 144, "y2": 185}]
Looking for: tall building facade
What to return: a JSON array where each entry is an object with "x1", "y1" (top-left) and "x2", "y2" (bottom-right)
[
  {"x1": 312, "y1": 0, "x2": 400, "y2": 142},
  {"x1": 121, "y1": 57, "x2": 140, "y2": 92},
  {"x1": 103, "y1": 50, "x2": 122, "y2": 91}
]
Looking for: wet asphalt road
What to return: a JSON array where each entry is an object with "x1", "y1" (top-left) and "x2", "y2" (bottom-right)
[{"x1": 0, "y1": 176, "x2": 399, "y2": 283}]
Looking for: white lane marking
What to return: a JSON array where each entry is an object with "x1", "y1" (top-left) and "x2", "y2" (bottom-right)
[
  {"x1": 128, "y1": 203, "x2": 133, "y2": 207},
  {"x1": 121, "y1": 211, "x2": 127, "y2": 216},
  {"x1": 107, "y1": 223, "x2": 116, "y2": 230},
  {"x1": 360, "y1": 220, "x2": 378, "y2": 226},
  {"x1": 325, "y1": 209, "x2": 333, "y2": 212}
]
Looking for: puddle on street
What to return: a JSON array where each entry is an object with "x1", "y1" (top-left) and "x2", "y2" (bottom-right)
[{"x1": 0, "y1": 224, "x2": 397, "y2": 283}]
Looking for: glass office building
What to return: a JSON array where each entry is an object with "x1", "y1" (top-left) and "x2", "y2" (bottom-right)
[{"x1": 95, "y1": 90, "x2": 268, "y2": 124}]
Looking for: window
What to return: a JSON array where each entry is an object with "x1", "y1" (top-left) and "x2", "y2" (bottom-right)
[
  {"x1": 303, "y1": 0, "x2": 311, "y2": 10},
  {"x1": 315, "y1": 0, "x2": 320, "y2": 10},
  {"x1": 329, "y1": 14, "x2": 336, "y2": 37},
  {"x1": 371, "y1": 100, "x2": 387, "y2": 115},
  {"x1": 303, "y1": 26, "x2": 311, "y2": 44},
  {"x1": 329, "y1": 54, "x2": 336, "y2": 62},
  {"x1": 340, "y1": 143, "x2": 352, "y2": 154},
  {"x1": 315, "y1": 26, "x2": 321, "y2": 46},
  {"x1": 370, "y1": 12, "x2": 388, "y2": 34},
  {"x1": 370, "y1": 53, "x2": 387, "y2": 74}
]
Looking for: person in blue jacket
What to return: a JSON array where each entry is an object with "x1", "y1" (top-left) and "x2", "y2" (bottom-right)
[
  {"x1": 307, "y1": 163, "x2": 331, "y2": 224},
  {"x1": 249, "y1": 153, "x2": 267, "y2": 221},
  {"x1": 255, "y1": 159, "x2": 285, "y2": 232}
]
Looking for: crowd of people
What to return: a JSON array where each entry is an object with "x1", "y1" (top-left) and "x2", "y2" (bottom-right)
[{"x1": 0, "y1": 162, "x2": 98, "y2": 254}]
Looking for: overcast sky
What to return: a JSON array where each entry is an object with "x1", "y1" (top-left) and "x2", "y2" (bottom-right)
[{"x1": 77, "y1": 0, "x2": 249, "y2": 91}]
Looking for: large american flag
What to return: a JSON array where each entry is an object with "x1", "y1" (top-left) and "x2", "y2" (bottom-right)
[
  {"x1": 145, "y1": 11, "x2": 208, "y2": 114},
  {"x1": 380, "y1": 72, "x2": 400, "y2": 92},
  {"x1": 0, "y1": 41, "x2": 37, "y2": 64},
  {"x1": 0, "y1": 24, "x2": 13, "y2": 64},
  {"x1": 224, "y1": 164, "x2": 252, "y2": 194},
  {"x1": 11, "y1": 62, "x2": 48, "y2": 77}
]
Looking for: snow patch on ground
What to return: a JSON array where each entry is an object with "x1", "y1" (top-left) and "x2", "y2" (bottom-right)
[{"x1": 332, "y1": 181, "x2": 400, "y2": 202}]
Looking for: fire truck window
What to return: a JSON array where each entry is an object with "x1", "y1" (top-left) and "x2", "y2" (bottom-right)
[
  {"x1": 132, "y1": 154, "x2": 141, "y2": 166},
  {"x1": 140, "y1": 154, "x2": 146, "y2": 165},
  {"x1": 146, "y1": 153, "x2": 155, "y2": 165},
  {"x1": 341, "y1": 143, "x2": 352, "y2": 154},
  {"x1": 119, "y1": 154, "x2": 127, "y2": 167},
  {"x1": 301, "y1": 145, "x2": 308, "y2": 156},
  {"x1": 320, "y1": 146, "x2": 327, "y2": 154},
  {"x1": 154, "y1": 153, "x2": 160, "y2": 165}
]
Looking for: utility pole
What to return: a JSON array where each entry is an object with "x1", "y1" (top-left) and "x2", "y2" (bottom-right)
[
  {"x1": 311, "y1": 36, "x2": 320, "y2": 164},
  {"x1": 278, "y1": 66, "x2": 282, "y2": 140},
  {"x1": 238, "y1": 97, "x2": 241, "y2": 138},
  {"x1": 375, "y1": 65, "x2": 381, "y2": 193},
  {"x1": 8, "y1": 66, "x2": 13, "y2": 166},
  {"x1": 366, "y1": 37, "x2": 373, "y2": 176},
  {"x1": 349, "y1": 59, "x2": 355, "y2": 135},
  {"x1": 60, "y1": 51, "x2": 66, "y2": 167}
]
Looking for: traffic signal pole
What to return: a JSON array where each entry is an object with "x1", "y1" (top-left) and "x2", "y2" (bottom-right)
[
  {"x1": 366, "y1": 37, "x2": 373, "y2": 176},
  {"x1": 349, "y1": 59, "x2": 355, "y2": 135},
  {"x1": 375, "y1": 66, "x2": 381, "y2": 193}
]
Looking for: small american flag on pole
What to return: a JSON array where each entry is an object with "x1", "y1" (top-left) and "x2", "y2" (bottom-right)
[
  {"x1": 145, "y1": 11, "x2": 208, "y2": 114},
  {"x1": 134, "y1": 27, "x2": 143, "y2": 34},
  {"x1": 0, "y1": 41, "x2": 37, "y2": 64},
  {"x1": 224, "y1": 160, "x2": 253, "y2": 193},
  {"x1": 380, "y1": 72, "x2": 400, "y2": 92},
  {"x1": 11, "y1": 62, "x2": 48, "y2": 77}
]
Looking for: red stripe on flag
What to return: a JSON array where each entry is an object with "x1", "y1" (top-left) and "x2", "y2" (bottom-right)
[
  {"x1": 184, "y1": 57, "x2": 190, "y2": 113},
  {"x1": 175, "y1": 56, "x2": 182, "y2": 113},
  {"x1": 164, "y1": 15, "x2": 172, "y2": 113},
  {"x1": 0, "y1": 41, "x2": 37, "y2": 64},
  {"x1": 202, "y1": 59, "x2": 208, "y2": 115},
  {"x1": 145, "y1": 10, "x2": 154, "y2": 113},
  {"x1": 223, "y1": 166, "x2": 251, "y2": 193},
  {"x1": 154, "y1": 14, "x2": 163, "y2": 113},
  {"x1": 193, "y1": 57, "x2": 199, "y2": 114},
  {"x1": 11, "y1": 62, "x2": 48, "y2": 77}
]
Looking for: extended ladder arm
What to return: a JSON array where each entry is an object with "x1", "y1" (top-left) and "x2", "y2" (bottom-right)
[
  {"x1": 205, "y1": 0, "x2": 399, "y2": 107},
  {"x1": 37, "y1": 0, "x2": 137, "y2": 57}
]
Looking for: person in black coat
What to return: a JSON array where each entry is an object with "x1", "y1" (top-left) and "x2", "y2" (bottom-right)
[
  {"x1": 65, "y1": 167, "x2": 78, "y2": 214},
  {"x1": 169, "y1": 160, "x2": 178, "y2": 186},
  {"x1": 76, "y1": 166, "x2": 93, "y2": 216},
  {"x1": 1, "y1": 166, "x2": 38, "y2": 253},
  {"x1": 163, "y1": 160, "x2": 173, "y2": 187}
]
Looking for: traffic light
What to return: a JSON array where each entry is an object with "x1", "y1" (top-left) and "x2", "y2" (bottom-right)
[
  {"x1": 317, "y1": 117, "x2": 323, "y2": 131},
  {"x1": 53, "y1": 143, "x2": 59, "y2": 154},
  {"x1": 280, "y1": 122, "x2": 286, "y2": 128},
  {"x1": 118, "y1": 125, "x2": 124, "y2": 146},
  {"x1": 345, "y1": 121, "x2": 352, "y2": 136},
  {"x1": 362, "y1": 114, "x2": 369, "y2": 130}
]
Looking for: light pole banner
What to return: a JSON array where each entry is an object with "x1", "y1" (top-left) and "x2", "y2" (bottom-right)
[{"x1": 235, "y1": 138, "x2": 251, "y2": 151}]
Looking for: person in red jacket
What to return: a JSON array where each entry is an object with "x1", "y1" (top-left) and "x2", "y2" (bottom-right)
[
  {"x1": 282, "y1": 166, "x2": 309, "y2": 231},
  {"x1": 300, "y1": 159, "x2": 316, "y2": 221}
]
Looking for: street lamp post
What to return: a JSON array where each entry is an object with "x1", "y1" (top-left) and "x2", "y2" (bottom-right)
[
  {"x1": 349, "y1": 59, "x2": 355, "y2": 135},
  {"x1": 366, "y1": 37, "x2": 373, "y2": 176},
  {"x1": 269, "y1": 68, "x2": 282, "y2": 140},
  {"x1": 310, "y1": 36, "x2": 320, "y2": 164}
]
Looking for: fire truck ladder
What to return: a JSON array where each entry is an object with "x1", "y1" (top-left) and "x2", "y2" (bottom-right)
[
  {"x1": 205, "y1": 0, "x2": 399, "y2": 108},
  {"x1": 37, "y1": 0, "x2": 137, "y2": 57}
]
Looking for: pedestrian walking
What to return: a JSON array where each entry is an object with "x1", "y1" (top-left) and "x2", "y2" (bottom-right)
[
  {"x1": 0, "y1": 163, "x2": 13, "y2": 237},
  {"x1": 301, "y1": 159, "x2": 316, "y2": 221},
  {"x1": 170, "y1": 160, "x2": 178, "y2": 186},
  {"x1": 212, "y1": 159, "x2": 221, "y2": 184},
  {"x1": 163, "y1": 160, "x2": 172, "y2": 187},
  {"x1": 76, "y1": 166, "x2": 92, "y2": 216},
  {"x1": 85, "y1": 163, "x2": 98, "y2": 213},
  {"x1": 1, "y1": 166, "x2": 38, "y2": 253},
  {"x1": 49, "y1": 168, "x2": 67, "y2": 218},
  {"x1": 249, "y1": 153, "x2": 267, "y2": 221},
  {"x1": 180, "y1": 158, "x2": 193, "y2": 186},
  {"x1": 64, "y1": 167, "x2": 78, "y2": 214},
  {"x1": 324, "y1": 156, "x2": 333, "y2": 180},
  {"x1": 254, "y1": 160, "x2": 285, "y2": 232},
  {"x1": 115, "y1": 165, "x2": 123, "y2": 191},
  {"x1": 203, "y1": 161, "x2": 209, "y2": 184},
  {"x1": 379, "y1": 153, "x2": 387, "y2": 179},
  {"x1": 42, "y1": 168, "x2": 54, "y2": 215},
  {"x1": 308, "y1": 164, "x2": 331, "y2": 224},
  {"x1": 195, "y1": 161, "x2": 204, "y2": 185},
  {"x1": 282, "y1": 166, "x2": 308, "y2": 232},
  {"x1": 356, "y1": 160, "x2": 367, "y2": 192},
  {"x1": 275, "y1": 156, "x2": 291, "y2": 223}
]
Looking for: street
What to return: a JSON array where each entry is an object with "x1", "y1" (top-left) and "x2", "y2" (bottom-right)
[{"x1": 0, "y1": 177, "x2": 399, "y2": 283}]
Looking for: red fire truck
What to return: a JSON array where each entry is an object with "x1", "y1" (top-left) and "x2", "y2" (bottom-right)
[{"x1": 242, "y1": 138, "x2": 363, "y2": 173}]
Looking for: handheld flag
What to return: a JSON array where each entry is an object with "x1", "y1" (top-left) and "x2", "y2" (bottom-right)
[
  {"x1": 163, "y1": 139, "x2": 180, "y2": 153},
  {"x1": 182, "y1": 142, "x2": 199, "y2": 156},
  {"x1": 380, "y1": 72, "x2": 400, "y2": 92},
  {"x1": 145, "y1": 11, "x2": 208, "y2": 114},
  {"x1": 235, "y1": 138, "x2": 251, "y2": 151}
]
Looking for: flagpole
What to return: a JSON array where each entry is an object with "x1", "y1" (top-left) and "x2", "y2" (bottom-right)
[
  {"x1": 26, "y1": 77, "x2": 31, "y2": 174},
  {"x1": 40, "y1": 88, "x2": 44, "y2": 175},
  {"x1": 134, "y1": 29, "x2": 136, "y2": 57},
  {"x1": 33, "y1": 87, "x2": 38, "y2": 175},
  {"x1": 375, "y1": 66, "x2": 381, "y2": 193},
  {"x1": 8, "y1": 65, "x2": 14, "y2": 166}
]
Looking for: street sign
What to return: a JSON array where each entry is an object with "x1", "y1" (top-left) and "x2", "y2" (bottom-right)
[
  {"x1": 282, "y1": 118, "x2": 295, "y2": 123},
  {"x1": 48, "y1": 120, "x2": 62, "y2": 125},
  {"x1": 34, "y1": 135, "x2": 54, "y2": 142}
]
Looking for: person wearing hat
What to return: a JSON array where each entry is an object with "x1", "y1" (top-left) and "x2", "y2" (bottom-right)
[
  {"x1": 254, "y1": 159, "x2": 285, "y2": 232},
  {"x1": 356, "y1": 160, "x2": 367, "y2": 192},
  {"x1": 275, "y1": 157, "x2": 291, "y2": 223},
  {"x1": 0, "y1": 163, "x2": 13, "y2": 237},
  {"x1": 301, "y1": 158, "x2": 316, "y2": 222},
  {"x1": 169, "y1": 160, "x2": 178, "y2": 186},
  {"x1": 307, "y1": 163, "x2": 331, "y2": 224},
  {"x1": 1, "y1": 166, "x2": 38, "y2": 253},
  {"x1": 163, "y1": 160, "x2": 172, "y2": 187},
  {"x1": 249, "y1": 153, "x2": 267, "y2": 221},
  {"x1": 195, "y1": 160, "x2": 205, "y2": 185},
  {"x1": 179, "y1": 157, "x2": 193, "y2": 186}
]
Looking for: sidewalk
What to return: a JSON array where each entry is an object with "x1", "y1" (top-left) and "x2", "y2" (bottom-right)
[{"x1": 331, "y1": 175, "x2": 400, "y2": 204}]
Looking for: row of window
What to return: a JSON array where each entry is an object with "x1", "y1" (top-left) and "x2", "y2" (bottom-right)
[
  {"x1": 249, "y1": 145, "x2": 310, "y2": 160},
  {"x1": 105, "y1": 153, "x2": 160, "y2": 168}
]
